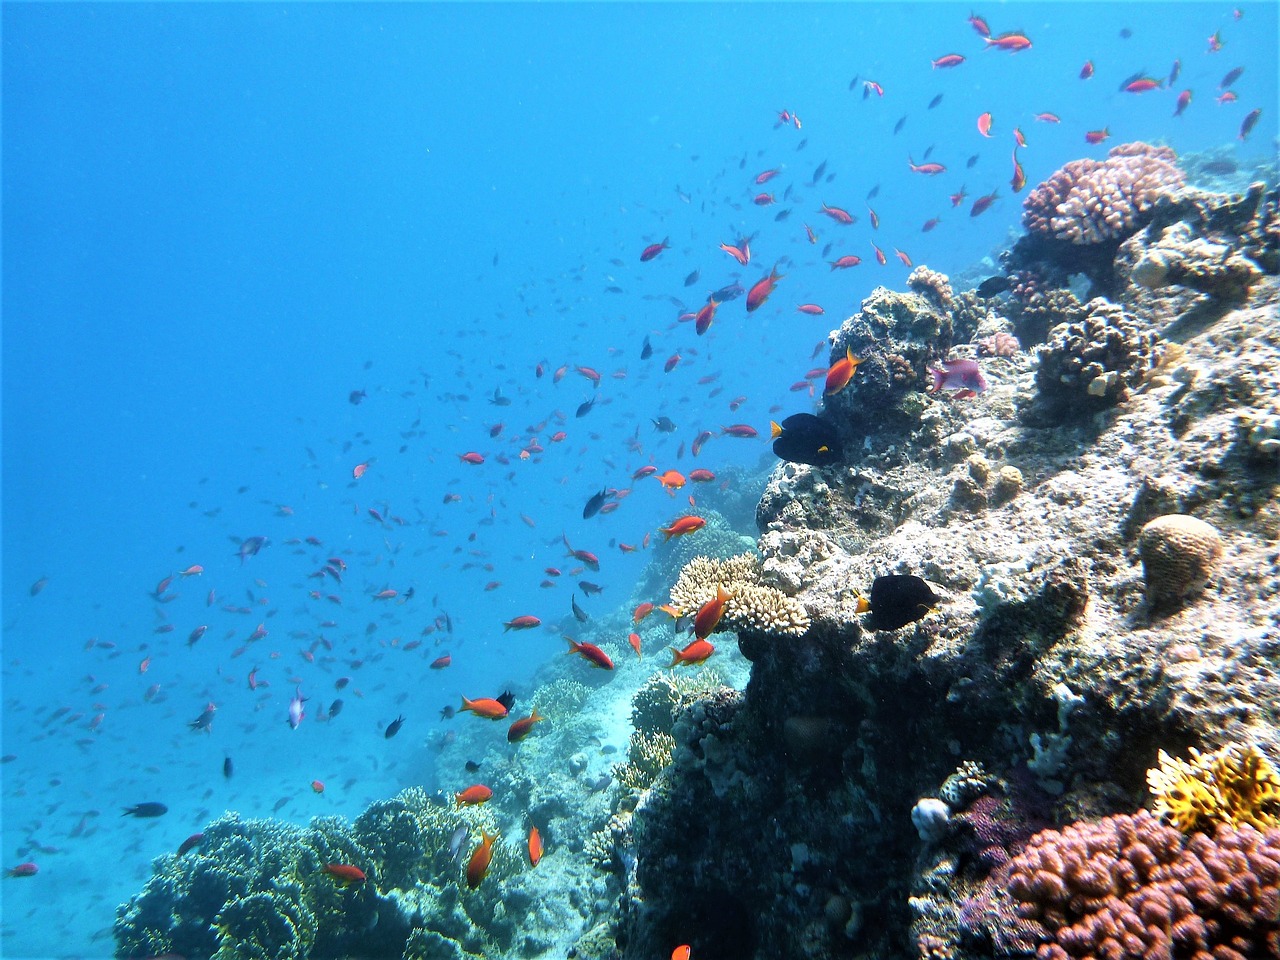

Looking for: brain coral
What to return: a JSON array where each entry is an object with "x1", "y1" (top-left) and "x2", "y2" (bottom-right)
[
  {"x1": 1138, "y1": 514, "x2": 1224, "y2": 609},
  {"x1": 1004, "y1": 811, "x2": 1280, "y2": 960},
  {"x1": 1023, "y1": 142, "x2": 1185, "y2": 245},
  {"x1": 1148, "y1": 744, "x2": 1280, "y2": 834},
  {"x1": 669, "y1": 552, "x2": 810, "y2": 637}
]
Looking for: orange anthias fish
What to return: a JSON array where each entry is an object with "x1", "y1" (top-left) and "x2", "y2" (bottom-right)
[
  {"x1": 984, "y1": 31, "x2": 1031, "y2": 52},
  {"x1": 693, "y1": 585, "x2": 732, "y2": 640},
  {"x1": 824, "y1": 347, "x2": 863, "y2": 396},
  {"x1": 1010, "y1": 148, "x2": 1027, "y2": 192},
  {"x1": 352, "y1": 461, "x2": 370, "y2": 479},
  {"x1": 633, "y1": 601, "x2": 655, "y2": 623},
  {"x1": 1084, "y1": 127, "x2": 1109, "y2": 145},
  {"x1": 656, "y1": 470, "x2": 686, "y2": 491},
  {"x1": 566, "y1": 637, "x2": 615, "y2": 670},
  {"x1": 311, "y1": 780, "x2": 325, "y2": 794},
  {"x1": 746, "y1": 265, "x2": 783, "y2": 312},
  {"x1": 503, "y1": 615, "x2": 541, "y2": 632},
  {"x1": 640, "y1": 238, "x2": 670, "y2": 262},
  {"x1": 660, "y1": 516, "x2": 707, "y2": 540},
  {"x1": 694, "y1": 299, "x2": 719, "y2": 336},
  {"x1": 323, "y1": 863, "x2": 367, "y2": 886},
  {"x1": 460, "y1": 695, "x2": 510, "y2": 720},
  {"x1": 670, "y1": 638, "x2": 717, "y2": 668},
  {"x1": 671, "y1": 947, "x2": 692, "y2": 960},
  {"x1": 507, "y1": 709, "x2": 546, "y2": 742},
  {"x1": 977, "y1": 111, "x2": 993, "y2": 137},
  {"x1": 528, "y1": 826, "x2": 543, "y2": 867},
  {"x1": 628, "y1": 632, "x2": 643, "y2": 658},
  {"x1": 455, "y1": 784, "x2": 493, "y2": 806},
  {"x1": 719, "y1": 240, "x2": 750, "y2": 265},
  {"x1": 467, "y1": 832, "x2": 498, "y2": 888}
]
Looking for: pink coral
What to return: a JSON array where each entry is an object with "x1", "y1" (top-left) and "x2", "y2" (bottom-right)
[
  {"x1": 1023, "y1": 143, "x2": 1185, "y2": 245},
  {"x1": 1004, "y1": 811, "x2": 1280, "y2": 959}
]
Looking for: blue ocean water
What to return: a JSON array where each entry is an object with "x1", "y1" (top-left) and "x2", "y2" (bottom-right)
[{"x1": 2, "y1": 3, "x2": 1275, "y2": 956}]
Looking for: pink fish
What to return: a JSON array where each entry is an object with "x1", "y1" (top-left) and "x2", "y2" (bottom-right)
[{"x1": 928, "y1": 358, "x2": 988, "y2": 399}]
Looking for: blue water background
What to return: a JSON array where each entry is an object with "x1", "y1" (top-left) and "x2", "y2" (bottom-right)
[{"x1": 3, "y1": 3, "x2": 1276, "y2": 955}]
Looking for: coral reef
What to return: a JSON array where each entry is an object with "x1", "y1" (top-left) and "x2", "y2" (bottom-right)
[
  {"x1": 668, "y1": 552, "x2": 811, "y2": 640},
  {"x1": 1147, "y1": 743, "x2": 1280, "y2": 833}
]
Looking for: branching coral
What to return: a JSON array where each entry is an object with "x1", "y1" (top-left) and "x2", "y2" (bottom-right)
[
  {"x1": 669, "y1": 553, "x2": 810, "y2": 637},
  {"x1": 1148, "y1": 744, "x2": 1280, "y2": 834},
  {"x1": 614, "y1": 731, "x2": 676, "y2": 793}
]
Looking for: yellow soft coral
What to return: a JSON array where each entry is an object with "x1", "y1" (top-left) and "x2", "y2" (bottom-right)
[{"x1": 1147, "y1": 743, "x2": 1280, "y2": 833}]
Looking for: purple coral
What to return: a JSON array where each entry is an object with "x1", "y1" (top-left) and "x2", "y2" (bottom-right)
[
  {"x1": 1003, "y1": 811, "x2": 1280, "y2": 960},
  {"x1": 1023, "y1": 143, "x2": 1185, "y2": 246}
]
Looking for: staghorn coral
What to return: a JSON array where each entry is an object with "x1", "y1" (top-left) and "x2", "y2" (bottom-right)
[
  {"x1": 1001, "y1": 811, "x2": 1280, "y2": 960},
  {"x1": 1147, "y1": 744, "x2": 1280, "y2": 834},
  {"x1": 669, "y1": 552, "x2": 810, "y2": 638},
  {"x1": 1137, "y1": 514, "x2": 1223, "y2": 610},
  {"x1": 1032, "y1": 297, "x2": 1164, "y2": 414},
  {"x1": 1023, "y1": 142, "x2": 1184, "y2": 246}
]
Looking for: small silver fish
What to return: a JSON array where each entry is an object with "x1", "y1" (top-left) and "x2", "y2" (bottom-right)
[{"x1": 449, "y1": 826, "x2": 469, "y2": 863}]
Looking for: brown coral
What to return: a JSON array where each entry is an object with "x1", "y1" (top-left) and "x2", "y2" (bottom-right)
[
  {"x1": 1005, "y1": 811, "x2": 1280, "y2": 960},
  {"x1": 1138, "y1": 514, "x2": 1223, "y2": 609},
  {"x1": 1023, "y1": 142, "x2": 1185, "y2": 245}
]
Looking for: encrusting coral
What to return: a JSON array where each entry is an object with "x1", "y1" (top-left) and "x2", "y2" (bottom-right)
[
  {"x1": 669, "y1": 552, "x2": 810, "y2": 638},
  {"x1": 1147, "y1": 743, "x2": 1280, "y2": 834}
]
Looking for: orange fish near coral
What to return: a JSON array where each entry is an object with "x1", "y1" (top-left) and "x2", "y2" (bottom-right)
[
  {"x1": 528, "y1": 826, "x2": 543, "y2": 866},
  {"x1": 694, "y1": 586, "x2": 732, "y2": 640},
  {"x1": 455, "y1": 784, "x2": 493, "y2": 806},
  {"x1": 460, "y1": 696, "x2": 510, "y2": 720},
  {"x1": 670, "y1": 638, "x2": 717, "y2": 668},
  {"x1": 323, "y1": 863, "x2": 367, "y2": 886},
  {"x1": 507, "y1": 710, "x2": 546, "y2": 742},
  {"x1": 660, "y1": 516, "x2": 707, "y2": 541},
  {"x1": 628, "y1": 632, "x2": 643, "y2": 658},
  {"x1": 633, "y1": 601, "x2": 655, "y2": 623},
  {"x1": 566, "y1": 637, "x2": 614, "y2": 670},
  {"x1": 503, "y1": 615, "x2": 541, "y2": 632},
  {"x1": 671, "y1": 947, "x2": 692, "y2": 960},
  {"x1": 824, "y1": 347, "x2": 863, "y2": 396},
  {"x1": 1084, "y1": 127, "x2": 1109, "y2": 145},
  {"x1": 656, "y1": 470, "x2": 686, "y2": 492},
  {"x1": 467, "y1": 832, "x2": 497, "y2": 888}
]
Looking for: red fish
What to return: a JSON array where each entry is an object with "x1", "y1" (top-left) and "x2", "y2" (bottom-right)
[
  {"x1": 656, "y1": 469, "x2": 685, "y2": 491},
  {"x1": 694, "y1": 299, "x2": 719, "y2": 336},
  {"x1": 640, "y1": 238, "x2": 670, "y2": 262},
  {"x1": 1084, "y1": 127, "x2": 1109, "y2": 144},
  {"x1": 1034, "y1": 112, "x2": 1060, "y2": 123},
  {"x1": 719, "y1": 240, "x2": 750, "y2": 265},
  {"x1": 1010, "y1": 149, "x2": 1027, "y2": 193},
  {"x1": 922, "y1": 217, "x2": 942, "y2": 232},
  {"x1": 1013, "y1": 126, "x2": 1027, "y2": 147},
  {"x1": 528, "y1": 826, "x2": 543, "y2": 866},
  {"x1": 824, "y1": 347, "x2": 863, "y2": 395},
  {"x1": 430, "y1": 654, "x2": 452, "y2": 670},
  {"x1": 932, "y1": 54, "x2": 965, "y2": 69},
  {"x1": 458, "y1": 452, "x2": 484, "y2": 465},
  {"x1": 863, "y1": 80, "x2": 884, "y2": 98},
  {"x1": 721, "y1": 424, "x2": 758, "y2": 438},
  {"x1": 460, "y1": 696, "x2": 509, "y2": 719},
  {"x1": 1123, "y1": 77, "x2": 1162, "y2": 94},
  {"x1": 565, "y1": 637, "x2": 614, "y2": 670},
  {"x1": 467, "y1": 832, "x2": 497, "y2": 888},
  {"x1": 628, "y1": 632, "x2": 643, "y2": 658},
  {"x1": 694, "y1": 586, "x2": 732, "y2": 640},
  {"x1": 967, "y1": 11, "x2": 990, "y2": 36},
  {"x1": 1079, "y1": 60, "x2": 1094, "y2": 80},
  {"x1": 5, "y1": 862, "x2": 38, "y2": 878},
  {"x1": 507, "y1": 710, "x2": 546, "y2": 742},
  {"x1": 755, "y1": 168, "x2": 781, "y2": 184},
  {"x1": 977, "y1": 112, "x2": 993, "y2": 137},
  {"x1": 970, "y1": 189, "x2": 999, "y2": 216},
  {"x1": 895, "y1": 248, "x2": 913, "y2": 267},
  {"x1": 819, "y1": 202, "x2": 854, "y2": 225},
  {"x1": 804, "y1": 223, "x2": 818, "y2": 244},
  {"x1": 670, "y1": 638, "x2": 716, "y2": 668},
  {"x1": 908, "y1": 157, "x2": 946, "y2": 175},
  {"x1": 796, "y1": 303, "x2": 824, "y2": 315},
  {"x1": 1216, "y1": 91, "x2": 1237, "y2": 105},
  {"x1": 689, "y1": 469, "x2": 716, "y2": 482},
  {"x1": 692, "y1": 428, "x2": 715, "y2": 455},
  {"x1": 664, "y1": 353, "x2": 681, "y2": 373},
  {"x1": 867, "y1": 206, "x2": 880, "y2": 229},
  {"x1": 829, "y1": 254, "x2": 862, "y2": 270},
  {"x1": 179, "y1": 564, "x2": 203, "y2": 578},
  {"x1": 323, "y1": 864, "x2": 367, "y2": 886},
  {"x1": 660, "y1": 516, "x2": 706, "y2": 541},
  {"x1": 503, "y1": 615, "x2": 541, "y2": 632},
  {"x1": 634, "y1": 602, "x2": 655, "y2": 623},
  {"x1": 984, "y1": 31, "x2": 1031, "y2": 52},
  {"x1": 177, "y1": 833, "x2": 204, "y2": 857},
  {"x1": 311, "y1": 780, "x2": 325, "y2": 794},
  {"x1": 1174, "y1": 89, "x2": 1192, "y2": 117},
  {"x1": 872, "y1": 241, "x2": 887, "y2": 266},
  {"x1": 752, "y1": 192, "x2": 775, "y2": 206},
  {"x1": 455, "y1": 784, "x2": 493, "y2": 806},
  {"x1": 745, "y1": 266, "x2": 783, "y2": 312}
]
